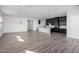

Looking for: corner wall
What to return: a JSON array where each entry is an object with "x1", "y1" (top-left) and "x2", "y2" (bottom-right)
[
  {"x1": 67, "y1": 7, "x2": 79, "y2": 39},
  {"x1": 0, "y1": 12, "x2": 3, "y2": 37}
]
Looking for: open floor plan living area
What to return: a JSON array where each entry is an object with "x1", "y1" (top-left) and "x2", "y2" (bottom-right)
[{"x1": 0, "y1": 5, "x2": 79, "y2": 53}]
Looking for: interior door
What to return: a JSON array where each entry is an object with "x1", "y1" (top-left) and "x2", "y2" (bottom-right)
[{"x1": 28, "y1": 20, "x2": 33, "y2": 31}]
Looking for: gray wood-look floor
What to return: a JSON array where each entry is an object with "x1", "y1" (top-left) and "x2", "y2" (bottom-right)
[{"x1": 0, "y1": 31, "x2": 79, "y2": 53}]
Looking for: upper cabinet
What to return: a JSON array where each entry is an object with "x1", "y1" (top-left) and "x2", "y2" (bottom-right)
[
  {"x1": 46, "y1": 16, "x2": 66, "y2": 27},
  {"x1": 59, "y1": 16, "x2": 66, "y2": 26}
]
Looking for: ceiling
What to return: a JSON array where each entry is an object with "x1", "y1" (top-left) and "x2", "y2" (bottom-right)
[{"x1": 0, "y1": 5, "x2": 74, "y2": 19}]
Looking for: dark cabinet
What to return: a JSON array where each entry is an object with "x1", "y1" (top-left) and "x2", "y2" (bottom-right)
[{"x1": 46, "y1": 16, "x2": 66, "y2": 33}]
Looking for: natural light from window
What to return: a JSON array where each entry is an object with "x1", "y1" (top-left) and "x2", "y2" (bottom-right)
[
  {"x1": 16, "y1": 35, "x2": 24, "y2": 42},
  {"x1": 25, "y1": 50, "x2": 35, "y2": 53},
  {"x1": 16, "y1": 36, "x2": 21, "y2": 39},
  {"x1": 18, "y1": 38, "x2": 24, "y2": 42}
]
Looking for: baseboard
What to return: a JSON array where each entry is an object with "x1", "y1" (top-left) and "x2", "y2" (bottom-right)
[
  {"x1": 67, "y1": 35, "x2": 79, "y2": 40},
  {"x1": 3, "y1": 31, "x2": 28, "y2": 34}
]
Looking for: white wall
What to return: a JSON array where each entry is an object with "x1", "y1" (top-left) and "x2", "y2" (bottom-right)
[
  {"x1": 3, "y1": 16, "x2": 28, "y2": 33},
  {"x1": 67, "y1": 7, "x2": 79, "y2": 39},
  {"x1": 0, "y1": 19, "x2": 3, "y2": 37},
  {"x1": 0, "y1": 12, "x2": 3, "y2": 37},
  {"x1": 3, "y1": 15, "x2": 39, "y2": 33},
  {"x1": 39, "y1": 19, "x2": 46, "y2": 28}
]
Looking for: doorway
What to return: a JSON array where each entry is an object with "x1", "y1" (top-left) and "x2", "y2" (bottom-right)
[{"x1": 27, "y1": 20, "x2": 33, "y2": 31}]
